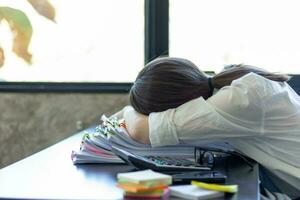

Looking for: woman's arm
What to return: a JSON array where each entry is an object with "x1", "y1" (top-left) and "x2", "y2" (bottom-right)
[
  {"x1": 123, "y1": 106, "x2": 150, "y2": 144},
  {"x1": 110, "y1": 106, "x2": 150, "y2": 144}
]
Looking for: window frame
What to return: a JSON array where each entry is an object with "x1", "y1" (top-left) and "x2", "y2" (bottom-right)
[
  {"x1": 145, "y1": 0, "x2": 169, "y2": 64},
  {"x1": 0, "y1": 82, "x2": 133, "y2": 93}
]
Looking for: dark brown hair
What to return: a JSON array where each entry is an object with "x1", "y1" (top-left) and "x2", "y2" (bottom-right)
[{"x1": 130, "y1": 57, "x2": 290, "y2": 115}]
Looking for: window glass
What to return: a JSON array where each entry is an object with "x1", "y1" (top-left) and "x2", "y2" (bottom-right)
[
  {"x1": 170, "y1": 0, "x2": 300, "y2": 74},
  {"x1": 0, "y1": 0, "x2": 144, "y2": 82}
]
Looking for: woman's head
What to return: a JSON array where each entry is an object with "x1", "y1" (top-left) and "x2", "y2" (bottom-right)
[
  {"x1": 129, "y1": 57, "x2": 211, "y2": 115},
  {"x1": 130, "y1": 57, "x2": 291, "y2": 115}
]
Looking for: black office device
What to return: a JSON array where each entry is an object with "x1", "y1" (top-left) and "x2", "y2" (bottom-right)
[
  {"x1": 111, "y1": 146, "x2": 227, "y2": 183},
  {"x1": 111, "y1": 145, "x2": 211, "y2": 172},
  {"x1": 172, "y1": 171, "x2": 226, "y2": 183}
]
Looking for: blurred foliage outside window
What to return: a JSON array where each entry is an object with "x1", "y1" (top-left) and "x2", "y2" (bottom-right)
[{"x1": 0, "y1": 0, "x2": 144, "y2": 82}]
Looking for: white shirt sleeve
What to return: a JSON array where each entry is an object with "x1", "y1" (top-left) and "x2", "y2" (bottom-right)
[
  {"x1": 149, "y1": 108, "x2": 179, "y2": 146},
  {"x1": 149, "y1": 73, "x2": 265, "y2": 147}
]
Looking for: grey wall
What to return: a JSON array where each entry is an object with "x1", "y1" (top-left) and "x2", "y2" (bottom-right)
[{"x1": 0, "y1": 93, "x2": 129, "y2": 169}]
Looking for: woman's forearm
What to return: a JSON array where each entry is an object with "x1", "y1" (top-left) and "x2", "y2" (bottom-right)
[{"x1": 123, "y1": 106, "x2": 150, "y2": 144}]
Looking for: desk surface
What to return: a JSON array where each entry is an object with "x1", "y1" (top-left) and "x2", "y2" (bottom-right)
[{"x1": 0, "y1": 133, "x2": 259, "y2": 200}]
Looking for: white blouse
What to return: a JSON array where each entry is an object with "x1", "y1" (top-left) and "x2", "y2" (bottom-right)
[{"x1": 149, "y1": 73, "x2": 300, "y2": 196}]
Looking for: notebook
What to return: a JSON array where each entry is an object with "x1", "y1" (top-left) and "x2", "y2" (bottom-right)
[{"x1": 170, "y1": 185, "x2": 224, "y2": 200}]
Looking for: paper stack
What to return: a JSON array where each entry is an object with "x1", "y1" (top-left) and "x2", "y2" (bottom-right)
[
  {"x1": 117, "y1": 170, "x2": 172, "y2": 199},
  {"x1": 72, "y1": 115, "x2": 233, "y2": 165},
  {"x1": 71, "y1": 115, "x2": 196, "y2": 164}
]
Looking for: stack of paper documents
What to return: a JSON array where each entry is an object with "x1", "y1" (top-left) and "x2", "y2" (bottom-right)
[
  {"x1": 71, "y1": 115, "x2": 195, "y2": 164},
  {"x1": 117, "y1": 170, "x2": 172, "y2": 199},
  {"x1": 71, "y1": 115, "x2": 234, "y2": 164}
]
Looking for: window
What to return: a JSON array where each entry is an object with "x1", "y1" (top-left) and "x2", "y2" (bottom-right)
[
  {"x1": 0, "y1": 0, "x2": 144, "y2": 82},
  {"x1": 170, "y1": 0, "x2": 300, "y2": 74}
]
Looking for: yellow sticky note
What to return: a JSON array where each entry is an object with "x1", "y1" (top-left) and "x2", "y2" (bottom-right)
[{"x1": 191, "y1": 181, "x2": 238, "y2": 193}]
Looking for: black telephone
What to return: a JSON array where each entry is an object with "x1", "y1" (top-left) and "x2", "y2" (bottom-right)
[{"x1": 111, "y1": 145, "x2": 226, "y2": 183}]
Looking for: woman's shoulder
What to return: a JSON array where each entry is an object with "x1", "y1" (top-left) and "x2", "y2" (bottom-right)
[
  {"x1": 234, "y1": 72, "x2": 267, "y2": 84},
  {"x1": 232, "y1": 72, "x2": 293, "y2": 99},
  {"x1": 232, "y1": 72, "x2": 277, "y2": 91}
]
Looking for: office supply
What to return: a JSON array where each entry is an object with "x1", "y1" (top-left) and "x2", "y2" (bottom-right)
[
  {"x1": 117, "y1": 169, "x2": 172, "y2": 186},
  {"x1": 191, "y1": 181, "x2": 238, "y2": 193},
  {"x1": 117, "y1": 183, "x2": 168, "y2": 193},
  {"x1": 111, "y1": 145, "x2": 211, "y2": 171},
  {"x1": 172, "y1": 171, "x2": 226, "y2": 183},
  {"x1": 71, "y1": 115, "x2": 196, "y2": 164},
  {"x1": 125, "y1": 189, "x2": 165, "y2": 196},
  {"x1": 117, "y1": 170, "x2": 172, "y2": 199},
  {"x1": 124, "y1": 188, "x2": 170, "y2": 199},
  {"x1": 170, "y1": 184, "x2": 224, "y2": 200}
]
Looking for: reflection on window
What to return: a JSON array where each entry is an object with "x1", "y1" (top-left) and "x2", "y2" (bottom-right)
[
  {"x1": 0, "y1": 0, "x2": 144, "y2": 82},
  {"x1": 170, "y1": 0, "x2": 300, "y2": 74}
]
